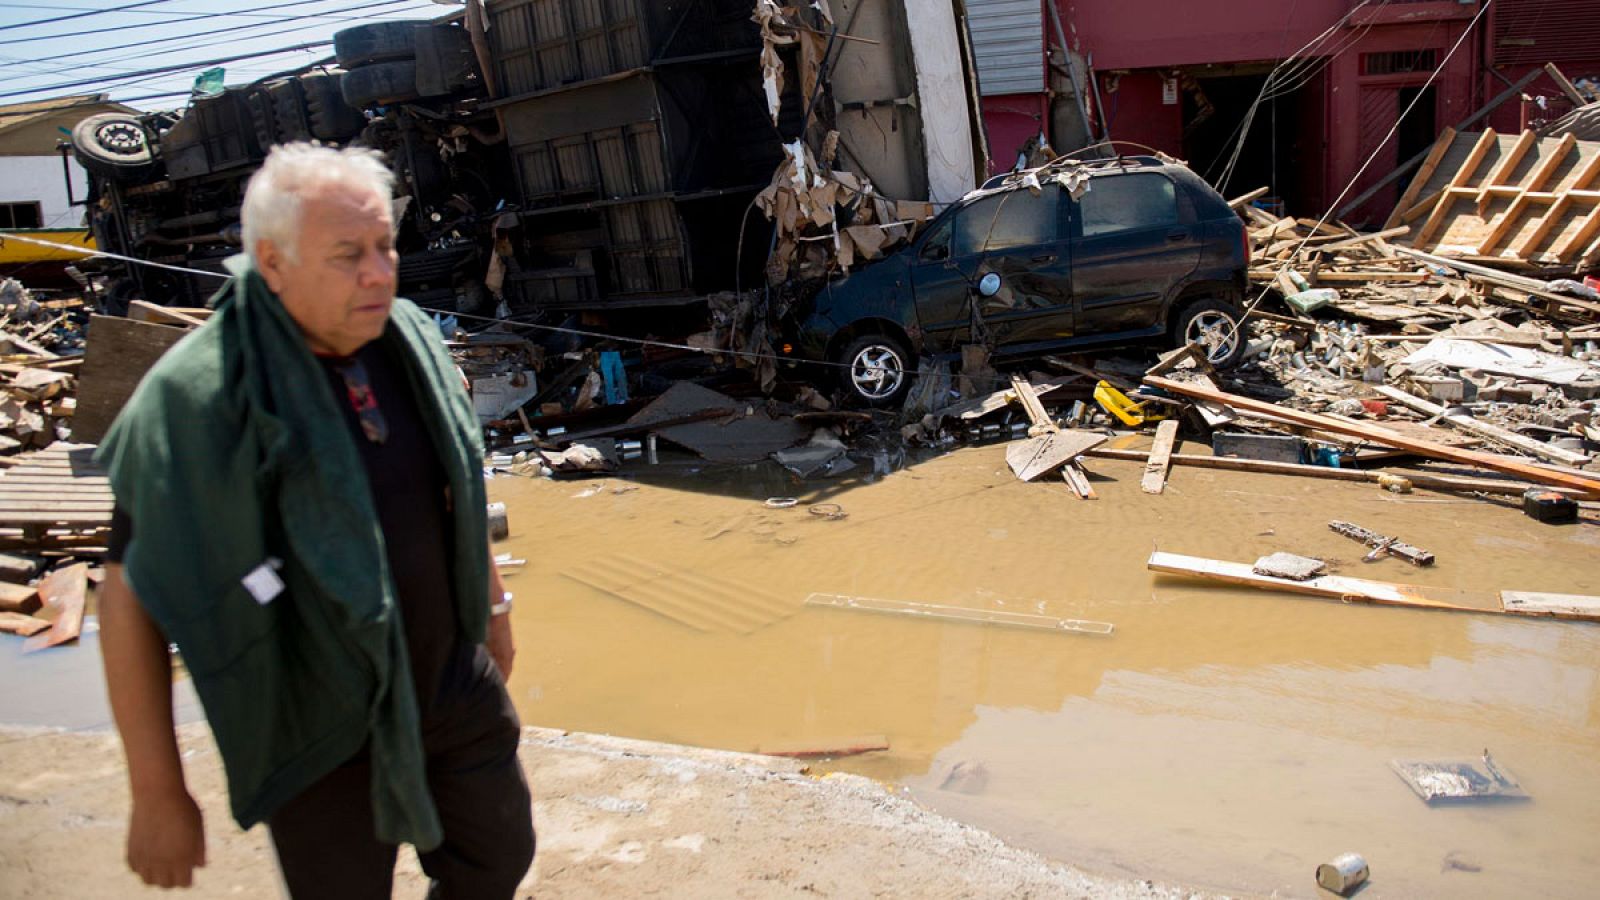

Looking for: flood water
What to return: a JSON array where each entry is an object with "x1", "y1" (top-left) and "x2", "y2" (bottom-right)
[{"x1": 491, "y1": 439, "x2": 1600, "y2": 899}]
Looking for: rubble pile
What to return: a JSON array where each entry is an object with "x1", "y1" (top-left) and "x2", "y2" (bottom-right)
[{"x1": 0, "y1": 279, "x2": 86, "y2": 455}]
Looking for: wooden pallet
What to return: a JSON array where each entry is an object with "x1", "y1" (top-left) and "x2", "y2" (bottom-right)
[{"x1": 0, "y1": 443, "x2": 112, "y2": 550}]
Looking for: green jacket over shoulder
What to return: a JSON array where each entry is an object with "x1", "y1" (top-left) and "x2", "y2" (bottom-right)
[{"x1": 96, "y1": 263, "x2": 489, "y2": 852}]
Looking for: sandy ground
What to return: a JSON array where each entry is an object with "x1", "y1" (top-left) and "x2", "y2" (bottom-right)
[{"x1": 0, "y1": 723, "x2": 1220, "y2": 899}]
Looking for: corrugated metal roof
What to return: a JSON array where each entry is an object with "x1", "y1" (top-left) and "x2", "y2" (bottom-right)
[
  {"x1": 1494, "y1": 0, "x2": 1600, "y2": 66},
  {"x1": 967, "y1": 0, "x2": 1044, "y2": 96}
]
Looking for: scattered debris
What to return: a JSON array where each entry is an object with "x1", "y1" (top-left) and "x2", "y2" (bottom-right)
[
  {"x1": 1251, "y1": 553, "x2": 1327, "y2": 581},
  {"x1": 1149, "y1": 552, "x2": 1600, "y2": 622},
  {"x1": 1315, "y1": 852, "x2": 1370, "y2": 897},
  {"x1": 1328, "y1": 521, "x2": 1436, "y2": 567},
  {"x1": 1391, "y1": 751, "x2": 1527, "y2": 804}
]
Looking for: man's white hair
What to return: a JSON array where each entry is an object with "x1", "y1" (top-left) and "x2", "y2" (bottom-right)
[{"x1": 241, "y1": 142, "x2": 396, "y2": 264}]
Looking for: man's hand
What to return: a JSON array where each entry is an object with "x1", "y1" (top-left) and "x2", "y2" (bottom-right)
[
  {"x1": 127, "y1": 787, "x2": 206, "y2": 888},
  {"x1": 487, "y1": 610, "x2": 515, "y2": 679}
]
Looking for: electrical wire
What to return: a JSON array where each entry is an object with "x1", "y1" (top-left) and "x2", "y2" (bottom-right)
[
  {"x1": 1, "y1": 0, "x2": 175, "y2": 31},
  {"x1": 0, "y1": 0, "x2": 418, "y2": 50},
  {"x1": 0, "y1": 39, "x2": 331, "y2": 101}
]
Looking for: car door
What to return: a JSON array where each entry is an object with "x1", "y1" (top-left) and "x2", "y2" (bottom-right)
[
  {"x1": 1067, "y1": 172, "x2": 1202, "y2": 335},
  {"x1": 908, "y1": 185, "x2": 1073, "y2": 353}
]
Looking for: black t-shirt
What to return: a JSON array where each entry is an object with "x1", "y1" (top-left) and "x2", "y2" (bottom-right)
[{"x1": 108, "y1": 338, "x2": 464, "y2": 709}]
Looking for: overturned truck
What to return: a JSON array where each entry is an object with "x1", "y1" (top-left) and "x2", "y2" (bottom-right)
[{"x1": 65, "y1": 0, "x2": 985, "y2": 327}]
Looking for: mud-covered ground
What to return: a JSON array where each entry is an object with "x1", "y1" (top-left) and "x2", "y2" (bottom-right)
[{"x1": 0, "y1": 723, "x2": 1213, "y2": 899}]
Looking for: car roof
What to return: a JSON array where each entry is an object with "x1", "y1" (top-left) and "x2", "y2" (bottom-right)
[{"x1": 972, "y1": 154, "x2": 1200, "y2": 195}]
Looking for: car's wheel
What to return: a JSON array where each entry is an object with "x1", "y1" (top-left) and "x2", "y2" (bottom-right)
[
  {"x1": 837, "y1": 333, "x2": 913, "y2": 407},
  {"x1": 71, "y1": 114, "x2": 155, "y2": 179},
  {"x1": 334, "y1": 21, "x2": 421, "y2": 68},
  {"x1": 341, "y1": 60, "x2": 420, "y2": 109},
  {"x1": 1173, "y1": 298, "x2": 1246, "y2": 368}
]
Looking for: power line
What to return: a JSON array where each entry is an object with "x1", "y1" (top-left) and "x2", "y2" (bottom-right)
[
  {"x1": 0, "y1": 39, "x2": 331, "y2": 101},
  {"x1": 2, "y1": 0, "x2": 176, "y2": 30},
  {"x1": 0, "y1": 0, "x2": 410, "y2": 48},
  {"x1": 2, "y1": 0, "x2": 419, "y2": 58}
]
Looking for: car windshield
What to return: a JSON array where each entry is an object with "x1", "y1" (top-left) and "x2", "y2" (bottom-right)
[{"x1": 922, "y1": 187, "x2": 1058, "y2": 259}]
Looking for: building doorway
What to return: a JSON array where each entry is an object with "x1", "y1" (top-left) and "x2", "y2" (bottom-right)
[{"x1": 1181, "y1": 69, "x2": 1311, "y2": 213}]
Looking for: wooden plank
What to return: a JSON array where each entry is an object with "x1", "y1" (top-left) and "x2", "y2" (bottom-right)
[
  {"x1": 127, "y1": 301, "x2": 207, "y2": 329},
  {"x1": 1060, "y1": 462, "x2": 1097, "y2": 499},
  {"x1": 1083, "y1": 447, "x2": 1585, "y2": 497},
  {"x1": 0, "y1": 611, "x2": 51, "y2": 637},
  {"x1": 1399, "y1": 190, "x2": 1443, "y2": 225},
  {"x1": 1553, "y1": 204, "x2": 1600, "y2": 263},
  {"x1": 805, "y1": 592, "x2": 1114, "y2": 635},
  {"x1": 0, "y1": 511, "x2": 113, "y2": 524},
  {"x1": 1474, "y1": 130, "x2": 1536, "y2": 212},
  {"x1": 1525, "y1": 133, "x2": 1578, "y2": 191},
  {"x1": 1510, "y1": 193, "x2": 1575, "y2": 259},
  {"x1": 1316, "y1": 226, "x2": 1410, "y2": 254},
  {"x1": 1569, "y1": 151, "x2": 1600, "y2": 192},
  {"x1": 73, "y1": 315, "x2": 190, "y2": 445},
  {"x1": 1143, "y1": 375, "x2": 1600, "y2": 498},
  {"x1": 1385, "y1": 127, "x2": 1457, "y2": 229},
  {"x1": 1140, "y1": 419, "x2": 1179, "y2": 495},
  {"x1": 1447, "y1": 129, "x2": 1498, "y2": 188},
  {"x1": 1415, "y1": 187, "x2": 1476, "y2": 248},
  {"x1": 0, "y1": 498, "x2": 114, "y2": 512},
  {"x1": 1372, "y1": 385, "x2": 1591, "y2": 467},
  {"x1": 1543, "y1": 63, "x2": 1588, "y2": 108},
  {"x1": 1008, "y1": 375, "x2": 1054, "y2": 431},
  {"x1": 1500, "y1": 591, "x2": 1600, "y2": 622},
  {"x1": 22, "y1": 562, "x2": 88, "y2": 652},
  {"x1": 1148, "y1": 551, "x2": 1493, "y2": 613},
  {"x1": 1227, "y1": 186, "x2": 1269, "y2": 210},
  {"x1": 0, "y1": 580, "x2": 40, "y2": 614}
]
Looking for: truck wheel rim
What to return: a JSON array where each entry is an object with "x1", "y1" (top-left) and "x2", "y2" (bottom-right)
[
  {"x1": 850, "y1": 344, "x2": 905, "y2": 400},
  {"x1": 1187, "y1": 312, "x2": 1239, "y2": 363},
  {"x1": 95, "y1": 121, "x2": 144, "y2": 156}
]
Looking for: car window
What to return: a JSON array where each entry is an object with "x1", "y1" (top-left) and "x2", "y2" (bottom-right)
[
  {"x1": 1076, "y1": 174, "x2": 1179, "y2": 237},
  {"x1": 950, "y1": 188, "x2": 1058, "y2": 257},
  {"x1": 918, "y1": 214, "x2": 955, "y2": 261}
]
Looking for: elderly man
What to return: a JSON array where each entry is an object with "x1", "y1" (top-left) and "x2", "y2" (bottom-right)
[{"x1": 96, "y1": 142, "x2": 535, "y2": 898}]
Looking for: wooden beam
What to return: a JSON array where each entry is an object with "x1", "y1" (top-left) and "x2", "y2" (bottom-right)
[
  {"x1": 1474, "y1": 130, "x2": 1536, "y2": 213},
  {"x1": 1554, "y1": 203, "x2": 1600, "y2": 263},
  {"x1": 1227, "y1": 186, "x2": 1270, "y2": 210},
  {"x1": 1083, "y1": 447, "x2": 1585, "y2": 498},
  {"x1": 127, "y1": 301, "x2": 207, "y2": 329},
  {"x1": 1371, "y1": 385, "x2": 1591, "y2": 467},
  {"x1": 1523, "y1": 132, "x2": 1578, "y2": 191},
  {"x1": 1544, "y1": 62, "x2": 1588, "y2": 108},
  {"x1": 1385, "y1": 127, "x2": 1457, "y2": 229},
  {"x1": 1315, "y1": 226, "x2": 1411, "y2": 254},
  {"x1": 1569, "y1": 152, "x2": 1600, "y2": 193},
  {"x1": 1148, "y1": 552, "x2": 1600, "y2": 622},
  {"x1": 1415, "y1": 186, "x2": 1478, "y2": 248},
  {"x1": 1142, "y1": 375, "x2": 1600, "y2": 498},
  {"x1": 1140, "y1": 419, "x2": 1179, "y2": 495},
  {"x1": 1508, "y1": 193, "x2": 1574, "y2": 259},
  {"x1": 1399, "y1": 189, "x2": 1443, "y2": 224},
  {"x1": 805, "y1": 592, "x2": 1115, "y2": 635}
]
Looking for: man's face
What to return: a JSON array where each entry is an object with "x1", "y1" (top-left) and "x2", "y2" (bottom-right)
[{"x1": 255, "y1": 183, "x2": 397, "y2": 357}]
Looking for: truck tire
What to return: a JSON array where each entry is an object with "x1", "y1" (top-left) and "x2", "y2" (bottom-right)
[
  {"x1": 341, "y1": 60, "x2": 420, "y2": 109},
  {"x1": 302, "y1": 71, "x2": 367, "y2": 140},
  {"x1": 1172, "y1": 298, "x2": 1246, "y2": 368},
  {"x1": 334, "y1": 21, "x2": 421, "y2": 68},
  {"x1": 267, "y1": 79, "x2": 312, "y2": 143},
  {"x1": 71, "y1": 114, "x2": 155, "y2": 179}
]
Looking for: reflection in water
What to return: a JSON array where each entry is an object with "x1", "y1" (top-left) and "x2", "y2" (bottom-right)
[{"x1": 490, "y1": 443, "x2": 1600, "y2": 899}]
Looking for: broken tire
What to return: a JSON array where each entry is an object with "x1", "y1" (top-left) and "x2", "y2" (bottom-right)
[
  {"x1": 333, "y1": 21, "x2": 421, "y2": 68},
  {"x1": 302, "y1": 71, "x2": 367, "y2": 140},
  {"x1": 341, "y1": 60, "x2": 420, "y2": 109},
  {"x1": 837, "y1": 333, "x2": 913, "y2": 408},
  {"x1": 1173, "y1": 298, "x2": 1246, "y2": 368},
  {"x1": 71, "y1": 113, "x2": 155, "y2": 179}
]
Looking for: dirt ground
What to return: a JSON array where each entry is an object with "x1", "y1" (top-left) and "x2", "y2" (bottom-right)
[{"x1": 0, "y1": 723, "x2": 1219, "y2": 899}]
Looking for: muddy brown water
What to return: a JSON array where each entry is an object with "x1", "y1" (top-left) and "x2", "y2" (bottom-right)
[{"x1": 492, "y1": 440, "x2": 1600, "y2": 899}]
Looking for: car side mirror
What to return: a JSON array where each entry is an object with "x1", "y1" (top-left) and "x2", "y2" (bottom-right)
[{"x1": 978, "y1": 272, "x2": 1002, "y2": 297}]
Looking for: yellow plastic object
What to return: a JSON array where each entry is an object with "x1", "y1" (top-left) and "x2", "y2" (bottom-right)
[{"x1": 1093, "y1": 380, "x2": 1168, "y2": 427}]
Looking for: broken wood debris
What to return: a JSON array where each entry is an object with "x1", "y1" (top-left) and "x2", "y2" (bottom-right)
[
  {"x1": 1328, "y1": 520, "x2": 1436, "y2": 567},
  {"x1": 1148, "y1": 551, "x2": 1600, "y2": 622},
  {"x1": 757, "y1": 735, "x2": 890, "y2": 759}
]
